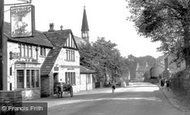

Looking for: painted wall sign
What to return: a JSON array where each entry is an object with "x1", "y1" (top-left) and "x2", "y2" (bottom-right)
[
  {"x1": 10, "y1": 5, "x2": 35, "y2": 38},
  {"x1": 9, "y1": 51, "x2": 20, "y2": 60}
]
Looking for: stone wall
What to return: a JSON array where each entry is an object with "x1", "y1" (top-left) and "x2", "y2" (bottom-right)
[{"x1": 0, "y1": 91, "x2": 22, "y2": 103}]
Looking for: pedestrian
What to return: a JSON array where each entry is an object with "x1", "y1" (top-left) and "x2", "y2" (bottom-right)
[
  {"x1": 111, "y1": 81, "x2": 116, "y2": 94},
  {"x1": 160, "y1": 78, "x2": 165, "y2": 87},
  {"x1": 165, "y1": 79, "x2": 170, "y2": 91}
]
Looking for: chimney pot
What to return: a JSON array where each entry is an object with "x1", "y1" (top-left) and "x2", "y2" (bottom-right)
[
  {"x1": 60, "y1": 25, "x2": 63, "y2": 30},
  {"x1": 49, "y1": 23, "x2": 54, "y2": 32}
]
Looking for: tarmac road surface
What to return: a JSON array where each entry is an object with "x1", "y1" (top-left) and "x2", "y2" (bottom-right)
[{"x1": 48, "y1": 82, "x2": 189, "y2": 115}]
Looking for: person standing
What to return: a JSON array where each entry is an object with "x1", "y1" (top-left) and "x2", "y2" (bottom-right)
[{"x1": 111, "y1": 81, "x2": 116, "y2": 94}]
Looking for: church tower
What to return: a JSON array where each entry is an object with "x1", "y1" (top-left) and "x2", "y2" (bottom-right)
[{"x1": 81, "y1": 6, "x2": 89, "y2": 42}]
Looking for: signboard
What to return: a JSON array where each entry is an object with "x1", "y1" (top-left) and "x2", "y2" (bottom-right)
[
  {"x1": 9, "y1": 51, "x2": 20, "y2": 60},
  {"x1": 10, "y1": 5, "x2": 35, "y2": 38}
]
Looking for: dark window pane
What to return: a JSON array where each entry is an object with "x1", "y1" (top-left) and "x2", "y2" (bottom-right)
[
  {"x1": 26, "y1": 70, "x2": 30, "y2": 88},
  {"x1": 36, "y1": 70, "x2": 40, "y2": 87},
  {"x1": 31, "y1": 70, "x2": 35, "y2": 87},
  {"x1": 17, "y1": 70, "x2": 24, "y2": 88}
]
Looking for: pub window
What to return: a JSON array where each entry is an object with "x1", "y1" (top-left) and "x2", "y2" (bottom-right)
[
  {"x1": 19, "y1": 44, "x2": 21, "y2": 58},
  {"x1": 40, "y1": 47, "x2": 46, "y2": 56},
  {"x1": 31, "y1": 70, "x2": 35, "y2": 88},
  {"x1": 17, "y1": 70, "x2": 24, "y2": 88},
  {"x1": 10, "y1": 67, "x2": 12, "y2": 76},
  {"x1": 30, "y1": 46, "x2": 33, "y2": 58},
  {"x1": 27, "y1": 45, "x2": 30, "y2": 58},
  {"x1": 24, "y1": 45, "x2": 26, "y2": 57},
  {"x1": 25, "y1": 45, "x2": 28, "y2": 57},
  {"x1": 36, "y1": 70, "x2": 40, "y2": 87},
  {"x1": 26, "y1": 70, "x2": 31, "y2": 88},
  {"x1": 21, "y1": 44, "x2": 24, "y2": 57}
]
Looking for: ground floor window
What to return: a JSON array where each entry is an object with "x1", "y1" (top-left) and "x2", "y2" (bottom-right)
[
  {"x1": 65, "y1": 72, "x2": 76, "y2": 85},
  {"x1": 17, "y1": 69, "x2": 40, "y2": 89},
  {"x1": 17, "y1": 70, "x2": 24, "y2": 88},
  {"x1": 87, "y1": 74, "x2": 91, "y2": 84}
]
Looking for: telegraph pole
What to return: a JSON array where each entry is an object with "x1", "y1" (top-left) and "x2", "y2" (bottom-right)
[{"x1": 0, "y1": 0, "x2": 4, "y2": 90}]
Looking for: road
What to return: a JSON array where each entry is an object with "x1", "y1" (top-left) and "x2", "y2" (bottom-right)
[{"x1": 49, "y1": 82, "x2": 189, "y2": 115}]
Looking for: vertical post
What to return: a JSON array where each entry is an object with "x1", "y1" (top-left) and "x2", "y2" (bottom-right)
[{"x1": 0, "y1": 0, "x2": 4, "y2": 90}]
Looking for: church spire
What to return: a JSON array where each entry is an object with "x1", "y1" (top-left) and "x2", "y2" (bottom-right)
[{"x1": 81, "y1": 6, "x2": 89, "y2": 42}]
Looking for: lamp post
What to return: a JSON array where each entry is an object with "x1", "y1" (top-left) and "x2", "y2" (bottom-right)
[{"x1": 0, "y1": 0, "x2": 4, "y2": 90}]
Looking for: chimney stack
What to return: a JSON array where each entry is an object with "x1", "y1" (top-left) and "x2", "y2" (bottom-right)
[
  {"x1": 60, "y1": 25, "x2": 63, "y2": 30},
  {"x1": 48, "y1": 23, "x2": 54, "y2": 32}
]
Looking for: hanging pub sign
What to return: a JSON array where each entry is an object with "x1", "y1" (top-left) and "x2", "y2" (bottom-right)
[{"x1": 10, "y1": 5, "x2": 35, "y2": 38}]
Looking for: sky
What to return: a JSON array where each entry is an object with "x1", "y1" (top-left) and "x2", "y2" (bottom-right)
[{"x1": 4, "y1": 0, "x2": 163, "y2": 58}]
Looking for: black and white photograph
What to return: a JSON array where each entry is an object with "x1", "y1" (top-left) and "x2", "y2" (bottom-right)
[{"x1": 1, "y1": 0, "x2": 190, "y2": 115}]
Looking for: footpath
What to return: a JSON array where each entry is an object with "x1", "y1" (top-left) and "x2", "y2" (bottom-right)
[{"x1": 159, "y1": 85, "x2": 190, "y2": 114}]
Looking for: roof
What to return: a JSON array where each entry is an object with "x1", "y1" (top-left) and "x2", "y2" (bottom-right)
[
  {"x1": 74, "y1": 36, "x2": 87, "y2": 46},
  {"x1": 81, "y1": 8, "x2": 89, "y2": 32},
  {"x1": 41, "y1": 47, "x2": 62, "y2": 76},
  {"x1": 80, "y1": 66, "x2": 96, "y2": 74},
  {"x1": 4, "y1": 22, "x2": 53, "y2": 47},
  {"x1": 43, "y1": 29, "x2": 78, "y2": 49}
]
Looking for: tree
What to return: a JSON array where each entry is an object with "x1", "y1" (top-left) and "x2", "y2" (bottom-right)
[
  {"x1": 127, "y1": 0, "x2": 190, "y2": 68},
  {"x1": 79, "y1": 37, "x2": 126, "y2": 84}
]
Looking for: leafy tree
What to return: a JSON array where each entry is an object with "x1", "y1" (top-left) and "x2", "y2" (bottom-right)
[
  {"x1": 79, "y1": 37, "x2": 127, "y2": 83},
  {"x1": 127, "y1": 0, "x2": 190, "y2": 68}
]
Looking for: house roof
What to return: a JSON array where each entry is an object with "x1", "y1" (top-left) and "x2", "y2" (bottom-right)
[
  {"x1": 81, "y1": 8, "x2": 89, "y2": 32},
  {"x1": 41, "y1": 47, "x2": 62, "y2": 76},
  {"x1": 43, "y1": 29, "x2": 78, "y2": 49},
  {"x1": 80, "y1": 66, "x2": 96, "y2": 74},
  {"x1": 4, "y1": 22, "x2": 53, "y2": 47}
]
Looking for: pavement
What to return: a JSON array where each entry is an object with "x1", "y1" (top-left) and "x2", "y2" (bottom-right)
[{"x1": 158, "y1": 84, "x2": 190, "y2": 113}]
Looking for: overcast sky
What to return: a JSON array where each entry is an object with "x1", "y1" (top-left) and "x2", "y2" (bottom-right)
[{"x1": 5, "y1": 0, "x2": 163, "y2": 58}]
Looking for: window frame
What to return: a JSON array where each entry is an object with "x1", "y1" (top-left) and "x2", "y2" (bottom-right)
[{"x1": 16, "y1": 70, "x2": 25, "y2": 89}]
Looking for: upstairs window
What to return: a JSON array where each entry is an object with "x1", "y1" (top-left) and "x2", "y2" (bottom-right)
[
  {"x1": 19, "y1": 44, "x2": 36, "y2": 59},
  {"x1": 66, "y1": 50, "x2": 75, "y2": 62},
  {"x1": 40, "y1": 47, "x2": 46, "y2": 56},
  {"x1": 65, "y1": 34, "x2": 76, "y2": 49}
]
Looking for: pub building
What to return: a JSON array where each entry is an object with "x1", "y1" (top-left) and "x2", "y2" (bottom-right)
[
  {"x1": 1, "y1": 5, "x2": 95, "y2": 100},
  {"x1": 4, "y1": 22, "x2": 53, "y2": 100}
]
